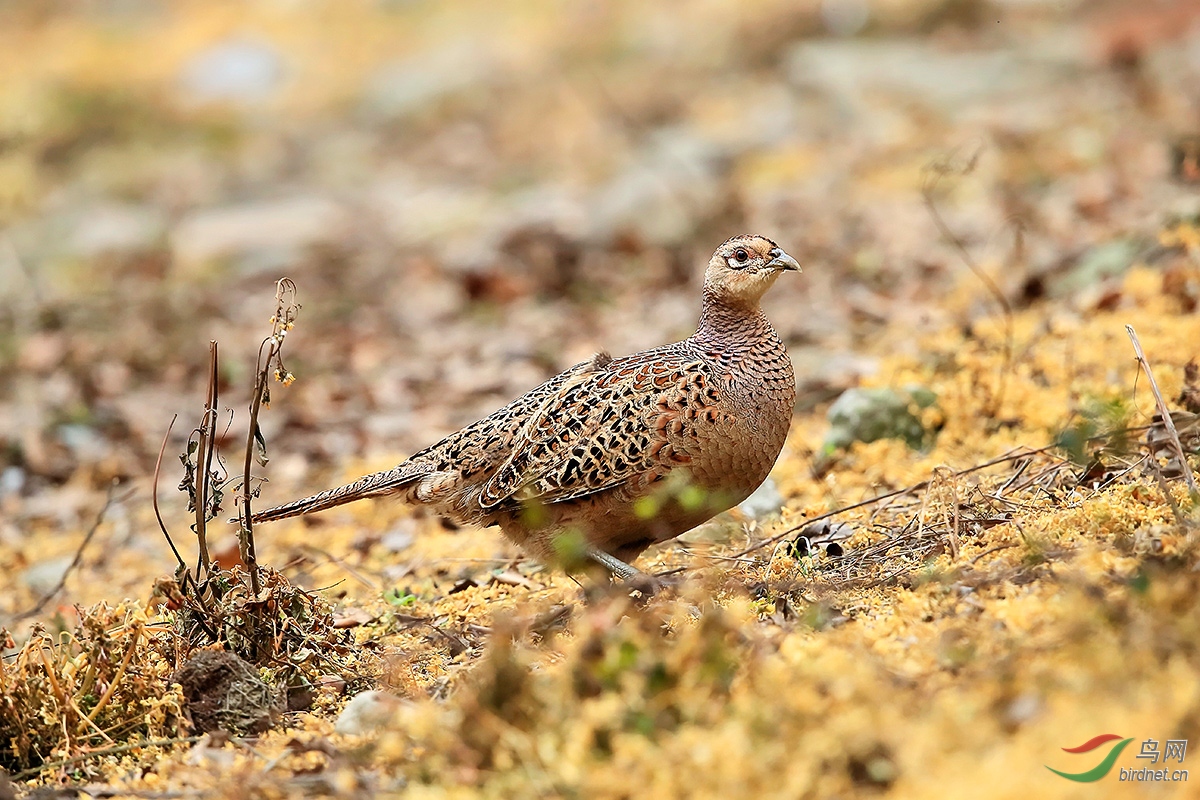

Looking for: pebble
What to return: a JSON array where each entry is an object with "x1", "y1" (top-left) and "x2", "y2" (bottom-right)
[
  {"x1": 738, "y1": 477, "x2": 786, "y2": 520},
  {"x1": 334, "y1": 690, "x2": 405, "y2": 736},
  {"x1": 178, "y1": 37, "x2": 284, "y2": 105}
]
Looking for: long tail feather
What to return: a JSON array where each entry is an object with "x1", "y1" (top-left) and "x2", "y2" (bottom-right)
[{"x1": 250, "y1": 464, "x2": 427, "y2": 524}]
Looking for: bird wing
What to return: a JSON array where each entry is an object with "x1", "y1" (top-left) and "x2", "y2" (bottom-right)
[{"x1": 478, "y1": 347, "x2": 719, "y2": 508}]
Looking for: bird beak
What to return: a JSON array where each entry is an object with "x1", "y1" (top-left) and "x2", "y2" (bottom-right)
[{"x1": 767, "y1": 249, "x2": 801, "y2": 272}]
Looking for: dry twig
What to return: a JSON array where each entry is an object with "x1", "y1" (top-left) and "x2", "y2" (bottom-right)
[
  {"x1": 193, "y1": 342, "x2": 219, "y2": 580},
  {"x1": 238, "y1": 278, "x2": 300, "y2": 599},
  {"x1": 728, "y1": 445, "x2": 1057, "y2": 564},
  {"x1": 152, "y1": 415, "x2": 188, "y2": 575},
  {"x1": 10, "y1": 737, "x2": 206, "y2": 782},
  {"x1": 11, "y1": 482, "x2": 127, "y2": 622},
  {"x1": 1125, "y1": 324, "x2": 1199, "y2": 496}
]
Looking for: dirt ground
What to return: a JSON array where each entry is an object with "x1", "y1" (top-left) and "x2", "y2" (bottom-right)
[{"x1": 2, "y1": 1, "x2": 1200, "y2": 797}]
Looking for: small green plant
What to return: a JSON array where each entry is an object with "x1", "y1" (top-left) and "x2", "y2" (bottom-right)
[
  {"x1": 1056, "y1": 395, "x2": 1131, "y2": 467},
  {"x1": 384, "y1": 588, "x2": 418, "y2": 607}
]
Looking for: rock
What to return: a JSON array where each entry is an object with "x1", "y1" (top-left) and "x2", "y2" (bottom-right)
[
  {"x1": 1005, "y1": 692, "x2": 1042, "y2": 727},
  {"x1": 369, "y1": 177, "x2": 496, "y2": 252},
  {"x1": 331, "y1": 607, "x2": 376, "y2": 629},
  {"x1": 788, "y1": 519, "x2": 854, "y2": 559},
  {"x1": 381, "y1": 523, "x2": 415, "y2": 553},
  {"x1": 821, "y1": 0, "x2": 870, "y2": 37},
  {"x1": 57, "y1": 424, "x2": 107, "y2": 462},
  {"x1": 334, "y1": 690, "x2": 404, "y2": 736},
  {"x1": 1047, "y1": 237, "x2": 1144, "y2": 297},
  {"x1": 587, "y1": 128, "x2": 723, "y2": 246},
  {"x1": 823, "y1": 386, "x2": 937, "y2": 453},
  {"x1": 69, "y1": 203, "x2": 166, "y2": 258},
  {"x1": 363, "y1": 41, "x2": 494, "y2": 119},
  {"x1": 795, "y1": 518, "x2": 854, "y2": 546},
  {"x1": 20, "y1": 555, "x2": 75, "y2": 596},
  {"x1": 0, "y1": 467, "x2": 24, "y2": 499},
  {"x1": 184, "y1": 732, "x2": 236, "y2": 769},
  {"x1": 785, "y1": 38, "x2": 1082, "y2": 122},
  {"x1": 171, "y1": 196, "x2": 348, "y2": 269},
  {"x1": 790, "y1": 347, "x2": 880, "y2": 407},
  {"x1": 172, "y1": 650, "x2": 283, "y2": 735},
  {"x1": 15, "y1": 332, "x2": 66, "y2": 374},
  {"x1": 738, "y1": 477, "x2": 786, "y2": 520},
  {"x1": 178, "y1": 37, "x2": 284, "y2": 105},
  {"x1": 317, "y1": 674, "x2": 348, "y2": 695}
]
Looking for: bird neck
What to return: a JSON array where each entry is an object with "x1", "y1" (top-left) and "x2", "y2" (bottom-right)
[{"x1": 693, "y1": 290, "x2": 772, "y2": 348}]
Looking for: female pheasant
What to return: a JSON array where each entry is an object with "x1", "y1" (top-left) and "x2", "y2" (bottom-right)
[{"x1": 252, "y1": 235, "x2": 800, "y2": 582}]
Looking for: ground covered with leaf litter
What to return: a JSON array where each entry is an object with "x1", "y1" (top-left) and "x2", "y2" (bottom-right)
[{"x1": 2, "y1": 1, "x2": 1200, "y2": 798}]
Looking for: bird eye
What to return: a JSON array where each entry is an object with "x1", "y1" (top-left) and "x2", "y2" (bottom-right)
[{"x1": 735, "y1": 248, "x2": 749, "y2": 263}]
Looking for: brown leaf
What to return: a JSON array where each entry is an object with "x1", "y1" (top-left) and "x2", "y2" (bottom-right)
[{"x1": 332, "y1": 607, "x2": 377, "y2": 629}]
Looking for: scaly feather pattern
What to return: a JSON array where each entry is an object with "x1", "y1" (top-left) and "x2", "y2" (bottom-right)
[{"x1": 251, "y1": 234, "x2": 801, "y2": 581}]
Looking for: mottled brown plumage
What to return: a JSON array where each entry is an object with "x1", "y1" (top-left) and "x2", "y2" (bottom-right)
[{"x1": 252, "y1": 235, "x2": 800, "y2": 581}]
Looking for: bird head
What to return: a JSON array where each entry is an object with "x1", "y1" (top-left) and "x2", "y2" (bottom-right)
[{"x1": 703, "y1": 234, "x2": 800, "y2": 306}]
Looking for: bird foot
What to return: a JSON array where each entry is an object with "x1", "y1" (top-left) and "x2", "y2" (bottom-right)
[{"x1": 623, "y1": 570, "x2": 672, "y2": 598}]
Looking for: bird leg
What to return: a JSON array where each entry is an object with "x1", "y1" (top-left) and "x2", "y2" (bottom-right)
[
  {"x1": 586, "y1": 547, "x2": 663, "y2": 595},
  {"x1": 586, "y1": 547, "x2": 643, "y2": 580}
]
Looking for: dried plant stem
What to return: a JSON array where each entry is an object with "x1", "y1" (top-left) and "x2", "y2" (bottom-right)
[
  {"x1": 1125, "y1": 324, "x2": 1199, "y2": 496},
  {"x1": 35, "y1": 644, "x2": 76, "y2": 761},
  {"x1": 691, "y1": 422, "x2": 1169, "y2": 580},
  {"x1": 922, "y1": 467, "x2": 961, "y2": 560},
  {"x1": 37, "y1": 645, "x2": 66, "y2": 712},
  {"x1": 83, "y1": 626, "x2": 142, "y2": 726},
  {"x1": 239, "y1": 278, "x2": 298, "y2": 599},
  {"x1": 10, "y1": 736, "x2": 207, "y2": 781},
  {"x1": 151, "y1": 415, "x2": 213, "y2": 619},
  {"x1": 1147, "y1": 458, "x2": 1186, "y2": 527},
  {"x1": 969, "y1": 542, "x2": 1018, "y2": 565},
  {"x1": 720, "y1": 445, "x2": 1059, "y2": 565},
  {"x1": 194, "y1": 341, "x2": 219, "y2": 579},
  {"x1": 152, "y1": 415, "x2": 188, "y2": 574},
  {"x1": 947, "y1": 472, "x2": 961, "y2": 560},
  {"x1": 240, "y1": 338, "x2": 273, "y2": 599},
  {"x1": 72, "y1": 697, "x2": 115, "y2": 744}
]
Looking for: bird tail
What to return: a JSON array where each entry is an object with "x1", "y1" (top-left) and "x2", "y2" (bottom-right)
[{"x1": 250, "y1": 464, "x2": 428, "y2": 524}]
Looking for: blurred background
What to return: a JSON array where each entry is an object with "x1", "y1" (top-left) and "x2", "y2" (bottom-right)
[{"x1": 0, "y1": 0, "x2": 1197, "y2": 541}]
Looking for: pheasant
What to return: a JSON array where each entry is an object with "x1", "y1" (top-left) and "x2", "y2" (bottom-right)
[{"x1": 252, "y1": 235, "x2": 800, "y2": 582}]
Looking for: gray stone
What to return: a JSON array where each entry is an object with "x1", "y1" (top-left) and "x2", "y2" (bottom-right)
[
  {"x1": 21, "y1": 555, "x2": 75, "y2": 596},
  {"x1": 69, "y1": 203, "x2": 166, "y2": 258},
  {"x1": 824, "y1": 386, "x2": 937, "y2": 453},
  {"x1": 369, "y1": 177, "x2": 496, "y2": 251},
  {"x1": 1048, "y1": 237, "x2": 1144, "y2": 297},
  {"x1": 786, "y1": 39, "x2": 1082, "y2": 121},
  {"x1": 738, "y1": 477, "x2": 785, "y2": 520},
  {"x1": 178, "y1": 37, "x2": 284, "y2": 105},
  {"x1": 363, "y1": 41, "x2": 493, "y2": 119},
  {"x1": 0, "y1": 467, "x2": 24, "y2": 499},
  {"x1": 587, "y1": 128, "x2": 723, "y2": 245},
  {"x1": 171, "y1": 196, "x2": 348, "y2": 269},
  {"x1": 381, "y1": 523, "x2": 415, "y2": 553},
  {"x1": 334, "y1": 690, "x2": 404, "y2": 735},
  {"x1": 57, "y1": 424, "x2": 107, "y2": 462}
]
